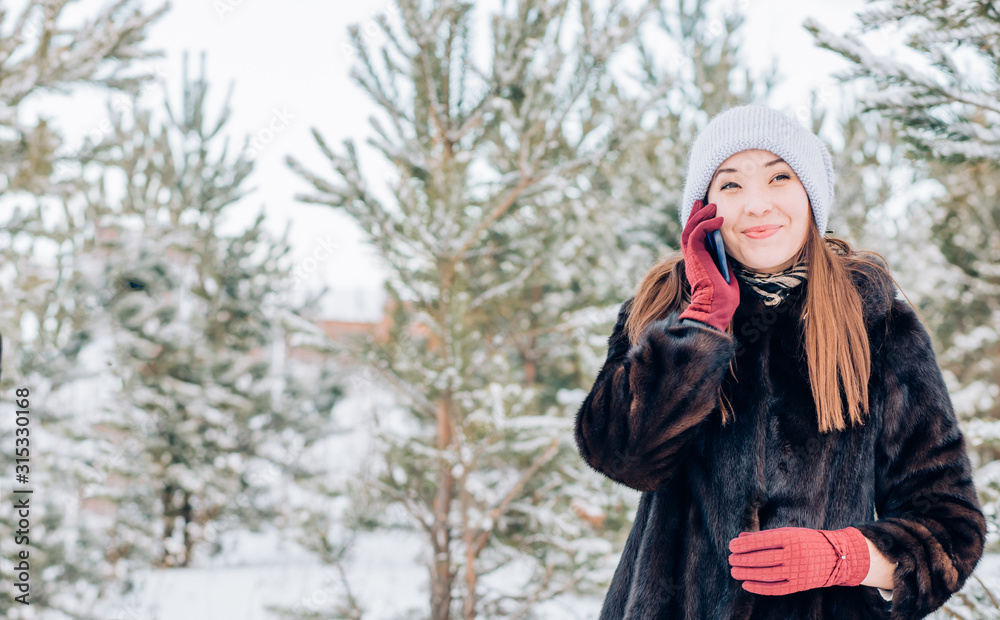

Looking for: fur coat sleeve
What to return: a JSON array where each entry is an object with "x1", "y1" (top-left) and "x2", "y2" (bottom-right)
[
  {"x1": 852, "y1": 297, "x2": 987, "y2": 619},
  {"x1": 573, "y1": 297, "x2": 736, "y2": 492}
]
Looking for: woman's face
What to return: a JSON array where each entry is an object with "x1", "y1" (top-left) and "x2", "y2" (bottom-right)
[{"x1": 705, "y1": 149, "x2": 812, "y2": 273}]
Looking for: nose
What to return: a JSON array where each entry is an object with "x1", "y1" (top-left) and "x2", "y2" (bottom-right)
[{"x1": 742, "y1": 184, "x2": 773, "y2": 217}]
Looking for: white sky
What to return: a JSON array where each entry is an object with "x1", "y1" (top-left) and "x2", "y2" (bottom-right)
[{"x1": 9, "y1": 0, "x2": 889, "y2": 321}]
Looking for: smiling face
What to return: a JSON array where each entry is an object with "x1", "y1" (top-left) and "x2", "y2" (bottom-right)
[{"x1": 705, "y1": 149, "x2": 812, "y2": 273}]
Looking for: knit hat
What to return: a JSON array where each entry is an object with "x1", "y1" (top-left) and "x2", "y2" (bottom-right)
[{"x1": 679, "y1": 105, "x2": 835, "y2": 237}]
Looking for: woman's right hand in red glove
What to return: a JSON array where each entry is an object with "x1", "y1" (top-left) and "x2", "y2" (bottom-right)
[{"x1": 678, "y1": 199, "x2": 739, "y2": 332}]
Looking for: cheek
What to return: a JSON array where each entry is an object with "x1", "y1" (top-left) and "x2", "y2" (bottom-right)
[
  {"x1": 714, "y1": 204, "x2": 740, "y2": 242},
  {"x1": 791, "y1": 204, "x2": 812, "y2": 238},
  {"x1": 776, "y1": 184, "x2": 810, "y2": 238},
  {"x1": 795, "y1": 216, "x2": 811, "y2": 240},
  {"x1": 788, "y1": 186, "x2": 811, "y2": 221}
]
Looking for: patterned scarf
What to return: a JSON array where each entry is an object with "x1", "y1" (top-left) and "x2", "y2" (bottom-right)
[{"x1": 732, "y1": 262, "x2": 809, "y2": 307}]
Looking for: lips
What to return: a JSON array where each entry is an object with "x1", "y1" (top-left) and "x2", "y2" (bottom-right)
[{"x1": 743, "y1": 225, "x2": 780, "y2": 239}]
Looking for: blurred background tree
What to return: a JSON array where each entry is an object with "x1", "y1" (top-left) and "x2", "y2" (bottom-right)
[{"x1": 0, "y1": 2, "x2": 345, "y2": 616}]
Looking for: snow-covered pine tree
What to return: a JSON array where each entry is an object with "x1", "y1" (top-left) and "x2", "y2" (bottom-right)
[
  {"x1": 0, "y1": 0, "x2": 168, "y2": 197},
  {"x1": 68, "y1": 52, "x2": 345, "y2": 578},
  {"x1": 0, "y1": 48, "x2": 346, "y2": 617},
  {"x1": 288, "y1": 0, "x2": 659, "y2": 616},
  {"x1": 286, "y1": 0, "x2": 782, "y2": 617},
  {"x1": 806, "y1": 1, "x2": 1000, "y2": 612},
  {"x1": 808, "y1": 96, "x2": 918, "y2": 253},
  {"x1": 0, "y1": 1, "x2": 169, "y2": 616},
  {"x1": 805, "y1": 1, "x2": 1000, "y2": 163}
]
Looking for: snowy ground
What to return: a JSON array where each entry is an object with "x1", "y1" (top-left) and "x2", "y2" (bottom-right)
[
  {"x1": 87, "y1": 528, "x2": 605, "y2": 619},
  {"x1": 93, "y1": 530, "x2": 432, "y2": 620}
]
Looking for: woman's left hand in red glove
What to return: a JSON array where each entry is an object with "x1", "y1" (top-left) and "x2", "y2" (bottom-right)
[{"x1": 728, "y1": 526, "x2": 871, "y2": 595}]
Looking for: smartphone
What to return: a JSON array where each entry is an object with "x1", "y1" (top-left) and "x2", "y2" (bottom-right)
[{"x1": 705, "y1": 229, "x2": 730, "y2": 283}]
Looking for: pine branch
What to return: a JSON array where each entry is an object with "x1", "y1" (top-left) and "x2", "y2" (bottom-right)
[{"x1": 470, "y1": 438, "x2": 560, "y2": 559}]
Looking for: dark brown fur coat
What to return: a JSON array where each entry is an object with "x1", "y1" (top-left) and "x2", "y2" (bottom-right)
[{"x1": 574, "y1": 260, "x2": 986, "y2": 619}]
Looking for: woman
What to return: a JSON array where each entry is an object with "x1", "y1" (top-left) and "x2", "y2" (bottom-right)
[{"x1": 574, "y1": 105, "x2": 986, "y2": 619}]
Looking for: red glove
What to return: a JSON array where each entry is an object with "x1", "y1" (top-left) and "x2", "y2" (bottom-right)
[
  {"x1": 677, "y1": 200, "x2": 739, "y2": 331},
  {"x1": 728, "y1": 526, "x2": 871, "y2": 595}
]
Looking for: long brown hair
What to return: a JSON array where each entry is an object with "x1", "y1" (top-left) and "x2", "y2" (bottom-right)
[{"x1": 624, "y1": 218, "x2": 899, "y2": 433}]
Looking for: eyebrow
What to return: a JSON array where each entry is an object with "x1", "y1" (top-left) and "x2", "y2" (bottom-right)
[{"x1": 711, "y1": 157, "x2": 786, "y2": 184}]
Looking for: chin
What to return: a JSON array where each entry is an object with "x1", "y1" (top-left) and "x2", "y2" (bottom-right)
[{"x1": 738, "y1": 254, "x2": 795, "y2": 273}]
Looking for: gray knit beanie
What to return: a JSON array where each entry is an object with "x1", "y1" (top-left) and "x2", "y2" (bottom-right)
[{"x1": 679, "y1": 105, "x2": 835, "y2": 237}]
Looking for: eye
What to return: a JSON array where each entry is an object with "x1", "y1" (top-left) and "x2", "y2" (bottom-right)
[{"x1": 719, "y1": 173, "x2": 790, "y2": 190}]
